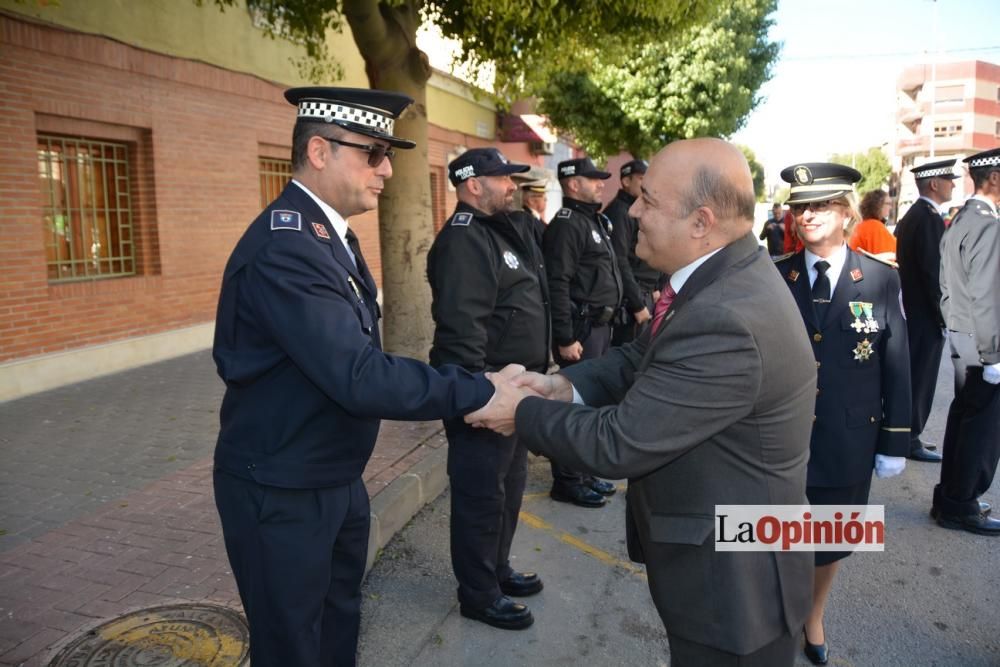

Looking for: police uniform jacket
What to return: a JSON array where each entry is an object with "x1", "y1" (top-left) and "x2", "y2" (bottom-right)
[
  {"x1": 427, "y1": 203, "x2": 551, "y2": 373},
  {"x1": 894, "y1": 198, "x2": 946, "y2": 327},
  {"x1": 605, "y1": 189, "x2": 661, "y2": 313},
  {"x1": 775, "y1": 249, "x2": 911, "y2": 487},
  {"x1": 522, "y1": 206, "x2": 547, "y2": 250},
  {"x1": 543, "y1": 197, "x2": 623, "y2": 346},
  {"x1": 213, "y1": 183, "x2": 493, "y2": 489},
  {"x1": 940, "y1": 197, "x2": 1000, "y2": 364}
]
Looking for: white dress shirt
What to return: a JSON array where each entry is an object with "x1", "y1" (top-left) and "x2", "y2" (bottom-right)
[{"x1": 292, "y1": 179, "x2": 356, "y2": 266}]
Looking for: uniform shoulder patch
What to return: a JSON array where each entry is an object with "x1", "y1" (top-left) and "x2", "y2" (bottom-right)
[
  {"x1": 450, "y1": 212, "x2": 473, "y2": 227},
  {"x1": 556, "y1": 208, "x2": 571, "y2": 219},
  {"x1": 310, "y1": 222, "x2": 331, "y2": 240},
  {"x1": 771, "y1": 252, "x2": 794, "y2": 263},
  {"x1": 857, "y1": 248, "x2": 898, "y2": 269},
  {"x1": 270, "y1": 210, "x2": 301, "y2": 231}
]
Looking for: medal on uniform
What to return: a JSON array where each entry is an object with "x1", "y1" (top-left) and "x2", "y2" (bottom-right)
[
  {"x1": 849, "y1": 302, "x2": 866, "y2": 333},
  {"x1": 853, "y1": 338, "x2": 873, "y2": 361},
  {"x1": 787, "y1": 270, "x2": 800, "y2": 283},
  {"x1": 347, "y1": 276, "x2": 363, "y2": 302},
  {"x1": 861, "y1": 302, "x2": 878, "y2": 333}
]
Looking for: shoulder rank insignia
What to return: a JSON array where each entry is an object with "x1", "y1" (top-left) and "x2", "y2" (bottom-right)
[
  {"x1": 787, "y1": 269, "x2": 800, "y2": 283},
  {"x1": 311, "y1": 222, "x2": 331, "y2": 240},
  {"x1": 858, "y1": 249, "x2": 898, "y2": 268},
  {"x1": 772, "y1": 252, "x2": 795, "y2": 263},
  {"x1": 556, "y1": 208, "x2": 571, "y2": 219},
  {"x1": 850, "y1": 268, "x2": 863, "y2": 282},
  {"x1": 270, "y1": 210, "x2": 301, "y2": 231},
  {"x1": 450, "y1": 212, "x2": 473, "y2": 227}
]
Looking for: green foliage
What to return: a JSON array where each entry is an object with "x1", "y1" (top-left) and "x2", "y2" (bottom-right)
[
  {"x1": 536, "y1": 0, "x2": 778, "y2": 159},
  {"x1": 738, "y1": 144, "x2": 766, "y2": 201},
  {"x1": 830, "y1": 148, "x2": 892, "y2": 197},
  {"x1": 772, "y1": 186, "x2": 790, "y2": 205}
]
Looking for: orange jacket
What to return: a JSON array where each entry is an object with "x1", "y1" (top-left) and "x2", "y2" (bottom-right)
[{"x1": 848, "y1": 218, "x2": 897, "y2": 255}]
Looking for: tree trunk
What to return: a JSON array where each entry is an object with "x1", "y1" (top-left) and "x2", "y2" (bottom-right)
[{"x1": 345, "y1": 0, "x2": 434, "y2": 360}]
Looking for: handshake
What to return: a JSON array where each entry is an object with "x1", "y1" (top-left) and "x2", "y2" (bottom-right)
[{"x1": 465, "y1": 365, "x2": 574, "y2": 436}]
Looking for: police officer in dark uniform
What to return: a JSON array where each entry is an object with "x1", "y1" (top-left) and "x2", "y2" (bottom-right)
[
  {"x1": 543, "y1": 156, "x2": 623, "y2": 507},
  {"x1": 606, "y1": 158, "x2": 662, "y2": 346},
  {"x1": 426, "y1": 147, "x2": 550, "y2": 630},
  {"x1": 212, "y1": 87, "x2": 497, "y2": 667},
  {"x1": 894, "y1": 160, "x2": 958, "y2": 462},
  {"x1": 774, "y1": 162, "x2": 910, "y2": 666},
  {"x1": 932, "y1": 147, "x2": 1000, "y2": 536}
]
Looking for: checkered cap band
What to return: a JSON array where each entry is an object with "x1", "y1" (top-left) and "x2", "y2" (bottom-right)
[
  {"x1": 298, "y1": 101, "x2": 394, "y2": 134},
  {"x1": 968, "y1": 154, "x2": 1000, "y2": 169},
  {"x1": 913, "y1": 166, "x2": 956, "y2": 178}
]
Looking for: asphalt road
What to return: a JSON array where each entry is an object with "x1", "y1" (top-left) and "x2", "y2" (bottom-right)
[{"x1": 358, "y1": 354, "x2": 1000, "y2": 667}]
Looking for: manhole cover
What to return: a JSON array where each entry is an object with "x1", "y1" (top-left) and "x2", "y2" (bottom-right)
[{"x1": 48, "y1": 603, "x2": 249, "y2": 666}]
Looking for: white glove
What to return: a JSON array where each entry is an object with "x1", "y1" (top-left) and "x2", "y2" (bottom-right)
[
  {"x1": 874, "y1": 455, "x2": 906, "y2": 479},
  {"x1": 983, "y1": 363, "x2": 1000, "y2": 385}
]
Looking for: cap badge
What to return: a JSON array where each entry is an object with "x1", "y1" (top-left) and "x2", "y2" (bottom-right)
[
  {"x1": 503, "y1": 251, "x2": 520, "y2": 270},
  {"x1": 455, "y1": 165, "x2": 475, "y2": 180},
  {"x1": 311, "y1": 222, "x2": 331, "y2": 240},
  {"x1": 560, "y1": 165, "x2": 575, "y2": 176},
  {"x1": 794, "y1": 165, "x2": 813, "y2": 185}
]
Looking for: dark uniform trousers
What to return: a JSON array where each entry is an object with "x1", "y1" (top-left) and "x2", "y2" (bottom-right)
[
  {"x1": 906, "y1": 316, "x2": 946, "y2": 448},
  {"x1": 445, "y1": 419, "x2": 528, "y2": 608},
  {"x1": 214, "y1": 471, "x2": 369, "y2": 667},
  {"x1": 935, "y1": 332, "x2": 1000, "y2": 516}
]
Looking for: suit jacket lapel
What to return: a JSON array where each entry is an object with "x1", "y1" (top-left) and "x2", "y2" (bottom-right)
[
  {"x1": 785, "y1": 252, "x2": 819, "y2": 333},
  {"x1": 825, "y1": 249, "x2": 862, "y2": 329},
  {"x1": 279, "y1": 183, "x2": 375, "y2": 299}
]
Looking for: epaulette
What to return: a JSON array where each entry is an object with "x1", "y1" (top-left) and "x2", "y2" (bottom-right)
[
  {"x1": 270, "y1": 210, "x2": 301, "y2": 232},
  {"x1": 450, "y1": 212, "x2": 473, "y2": 227},
  {"x1": 858, "y1": 248, "x2": 898, "y2": 269},
  {"x1": 556, "y1": 208, "x2": 571, "y2": 219},
  {"x1": 771, "y1": 252, "x2": 794, "y2": 263}
]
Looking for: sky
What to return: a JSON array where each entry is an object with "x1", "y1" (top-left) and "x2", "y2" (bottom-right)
[{"x1": 730, "y1": 0, "x2": 1000, "y2": 187}]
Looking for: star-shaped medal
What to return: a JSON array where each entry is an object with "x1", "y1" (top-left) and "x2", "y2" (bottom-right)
[{"x1": 853, "y1": 339, "x2": 873, "y2": 361}]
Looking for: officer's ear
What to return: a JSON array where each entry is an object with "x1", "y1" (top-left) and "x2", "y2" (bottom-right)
[
  {"x1": 691, "y1": 206, "x2": 716, "y2": 240},
  {"x1": 307, "y1": 135, "x2": 332, "y2": 170}
]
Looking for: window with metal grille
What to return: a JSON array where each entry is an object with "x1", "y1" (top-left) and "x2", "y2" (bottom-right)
[
  {"x1": 259, "y1": 157, "x2": 293, "y2": 208},
  {"x1": 38, "y1": 134, "x2": 136, "y2": 283}
]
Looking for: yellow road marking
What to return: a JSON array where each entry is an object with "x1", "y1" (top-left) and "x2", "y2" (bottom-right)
[
  {"x1": 518, "y1": 509, "x2": 646, "y2": 579},
  {"x1": 521, "y1": 483, "x2": 627, "y2": 501}
]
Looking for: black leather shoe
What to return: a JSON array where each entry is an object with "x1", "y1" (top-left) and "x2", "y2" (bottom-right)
[
  {"x1": 550, "y1": 484, "x2": 606, "y2": 508},
  {"x1": 460, "y1": 595, "x2": 534, "y2": 630},
  {"x1": 803, "y1": 629, "x2": 828, "y2": 665},
  {"x1": 500, "y1": 571, "x2": 543, "y2": 597},
  {"x1": 908, "y1": 446, "x2": 942, "y2": 462},
  {"x1": 936, "y1": 511, "x2": 1000, "y2": 536},
  {"x1": 916, "y1": 439, "x2": 937, "y2": 451},
  {"x1": 586, "y1": 477, "x2": 617, "y2": 496},
  {"x1": 930, "y1": 502, "x2": 991, "y2": 520}
]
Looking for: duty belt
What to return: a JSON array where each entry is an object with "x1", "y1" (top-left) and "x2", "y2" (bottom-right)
[{"x1": 580, "y1": 304, "x2": 616, "y2": 325}]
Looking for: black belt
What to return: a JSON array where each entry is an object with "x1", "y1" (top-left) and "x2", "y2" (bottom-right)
[{"x1": 580, "y1": 304, "x2": 615, "y2": 325}]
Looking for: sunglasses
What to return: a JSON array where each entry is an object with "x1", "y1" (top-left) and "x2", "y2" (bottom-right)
[
  {"x1": 790, "y1": 200, "x2": 842, "y2": 213},
  {"x1": 322, "y1": 137, "x2": 395, "y2": 168}
]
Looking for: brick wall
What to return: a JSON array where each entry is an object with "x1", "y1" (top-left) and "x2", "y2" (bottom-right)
[{"x1": 0, "y1": 14, "x2": 518, "y2": 364}]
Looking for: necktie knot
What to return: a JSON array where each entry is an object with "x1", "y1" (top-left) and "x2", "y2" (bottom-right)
[
  {"x1": 814, "y1": 260, "x2": 830, "y2": 276},
  {"x1": 650, "y1": 284, "x2": 677, "y2": 335}
]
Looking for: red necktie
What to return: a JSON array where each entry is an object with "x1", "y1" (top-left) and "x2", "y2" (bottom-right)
[{"x1": 650, "y1": 284, "x2": 677, "y2": 335}]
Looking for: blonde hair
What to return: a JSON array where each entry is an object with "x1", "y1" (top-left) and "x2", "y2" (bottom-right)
[{"x1": 839, "y1": 193, "x2": 862, "y2": 237}]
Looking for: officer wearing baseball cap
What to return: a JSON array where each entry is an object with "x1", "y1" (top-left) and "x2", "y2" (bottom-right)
[
  {"x1": 543, "y1": 157, "x2": 622, "y2": 507},
  {"x1": 429, "y1": 147, "x2": 551, "y2": 629},
  {"x1": 933, "y1": 146, "x2": 1000, "y2": 535},
  {"x1": 605, "y1": 159, "x2": 662, "y2": 346},
  {"x1": 213, "y1": 87, "x2": 495, "y2": 666},
  {"x1": 894, "y1": 159, "x2": 960, "y2": 463}
]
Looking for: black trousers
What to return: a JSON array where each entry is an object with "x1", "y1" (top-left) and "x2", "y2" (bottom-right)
[
  {"x1": 935, "y1": 332, "x2": 1000, "y2": 517},
  {"x1": 667, "y1": 629, "x2": 797, "y2": 667},
  {"x1": 906, "y1": 315, "x2": 946, "y2": 449},
  {"x1": 214, "y1": 470, "x2": 369, "y2": 667},
  {"x1": 445, "y1": 418, "x2": 528, "y2": 608},
  {"x1": 551, "y1": 322, "x2": 612, "y2": 488}
]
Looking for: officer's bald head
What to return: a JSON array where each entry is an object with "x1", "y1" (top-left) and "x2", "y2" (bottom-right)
[{"x1": 667, "y1": 139, "x2": 756, "y2": 236}]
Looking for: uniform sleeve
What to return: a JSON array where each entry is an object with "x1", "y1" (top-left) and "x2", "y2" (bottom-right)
[
  {"x1": 877, "y1": 269, "x2": 912, "y2": 456},
  {"x1": 427, "y1": 226, "x2": 499, "y2": 371},
  {"x1": 244, "y1": 236, "x2": 494, "y2": 419},
  {"x1": 544, "y1": 217, "x2": 585, "y2": 346},
  {"x1": 963, "y1": 219, "x2": 1000, "y2": 363},
  {"x1": 607, "y1": 206, "x2": 644, "y2": 313}
]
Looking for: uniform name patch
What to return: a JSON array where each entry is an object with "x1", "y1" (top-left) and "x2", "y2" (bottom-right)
[
  {"x1": 311, "y1": 222, "x2": 331, "y2": 240},
  {"x1": 451, "y1": 212, "x2": 473, "y2": 227},
  {"x1": 270, "y1": 210, "x2": 301, "y2": 231}
]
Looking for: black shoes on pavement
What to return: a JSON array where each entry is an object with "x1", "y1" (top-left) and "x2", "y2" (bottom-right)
[
  {"x1": 460, "y1": 595, "x2": 534, "y2": 630},
  {"x1": 550, "y1": 484, "x2": 606, "y2": 507},
  {"x1": 935, "y1": 510, "x2": 1000, "y2": 536},
  {"x1": 803, "y1": 628, "x2": 828, "y2": 665},
  {"x1": 908, "y1": 445, "x2": 942, "y2": 462},
  {"x1": 499, "y1": 571, "x2": 543, "y2": 597},
  {"x1": 586, "y1": 477, "x2": 617, "y2": 496}
]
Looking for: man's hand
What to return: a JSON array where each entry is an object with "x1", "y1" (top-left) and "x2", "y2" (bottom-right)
[
  {"x1": 494, "y1": 363, "x2": 526, "y2": 381},
  {"x1": 465, "y1": 373, "x2": 529, "y2": 436},
  {"x1": 984, "y1": 362, "x2": 1000, "y2": 385},
  {"x1": 510, "y1": 371, "x2": 574, "y2": 402},
  {"x1": 634, "y1": 307, "x2": 651, "y2": 325},
  {"x1": 558, "y1": 342, "x2": 583, "y2": 362}
]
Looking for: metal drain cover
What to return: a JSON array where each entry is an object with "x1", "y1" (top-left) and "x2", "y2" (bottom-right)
[{"x1": 48, "y1": 603, "x2": 249, "y2": 666}]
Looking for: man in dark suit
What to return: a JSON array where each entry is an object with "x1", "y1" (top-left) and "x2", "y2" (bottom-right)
[
  {"x1": 212, "y1": 87, "x2": 498, "y2": 666},
  {"x1": 932, "y1": 147, "x2": 1000, "y2": 536},
  {"x1": 467, "y1": 138, "x2": 816, "y2": 665},
  {"x1": 894, "y1": 160, "x2": 959, "y2": 462}
]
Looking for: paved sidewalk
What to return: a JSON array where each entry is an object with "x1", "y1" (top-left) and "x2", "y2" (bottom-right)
[{"x1": 0, "y1": 350, "x2": 449, "y2": 666}]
